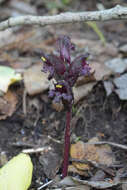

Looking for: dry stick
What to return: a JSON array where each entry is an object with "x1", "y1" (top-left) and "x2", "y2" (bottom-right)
[
  {"x1": 22, "y1": 146, "x2": 52, "y2": 154},
  {"x1": 0, "y1": 5, "x2": 127, "y2": 31},
  {"x1": 86, "y1": 141, "x2": 127, "y2": 150}
]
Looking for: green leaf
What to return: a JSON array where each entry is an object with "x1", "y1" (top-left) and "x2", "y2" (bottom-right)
[
  {"x1": 0, "y1": 66, "x2": 22, "y2": 93},
  {"x1": 0, "y1": 153, "x2": 33, "y2": 190}
]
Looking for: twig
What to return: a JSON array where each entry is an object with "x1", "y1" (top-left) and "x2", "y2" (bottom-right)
[
  {"x1": 22, "y1": 146, "x2": 52, "y2": 154},
  {"x1": 48, "y1": 135, "x2": 62, "y2": 144},
  {"x1": 86, "y1": 141, "x2": 127, "y2": 150},
  {"x1": 37, "y1": 180, "x2": 53, "y2": 190},
  {"x1": 0, "y1": 5, "x2": 127, "y2": 31}
]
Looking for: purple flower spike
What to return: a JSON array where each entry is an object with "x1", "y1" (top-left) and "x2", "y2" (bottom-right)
[
  {"x1": 41, "y1": 36, "x2": 91, "y2": 179},
  {"x1": 57, "y1": 35, "x2": 75, "y2": 64},
  {"x1": 41, "y1": 37, "x2": 90, "y2": 106}
]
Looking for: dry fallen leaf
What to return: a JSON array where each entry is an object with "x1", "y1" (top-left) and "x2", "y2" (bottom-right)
[
  {"x1": 73, "y1": 82, "x2": 96, "y2": 104},
  {"x1": 58, "y1": 176, "x2": 120, "y2": 189},
  {"x1": 68, "y1": 165, "x2": 88, "y2": 176},
  {"x1": 70, "y1": 137, "x2": 115, "y2": 171},
  {"x1": 113, "y1": 73, "x2": 127, "y2": 100},
  {"x1": 103, "y1": 81, "x2": 114, "y2": 96},
  {"x1": 24, "y1": 64, "x2": 50, "y2": 95},
  {"x1": 91, "y1": 62, "x2": 112, "y2": 81},
  {"x1": 39, "y1": 149, "x2": 62, "y2": 179},
  {"x1": 0, "y1": 90, "x2": 18, "y2": 120},
  {"x1": 72, "y1": 39, "x2": 117, "y2": 56},
  {"x1": 59, "y1": 176, "x2": 90, "y2": 190},
  {"x1": 105, "y1": 58, "x2": 127, "y2": 74},
  {"x1": 75, "y1": 74, "x2": 95, "y2": 87}
]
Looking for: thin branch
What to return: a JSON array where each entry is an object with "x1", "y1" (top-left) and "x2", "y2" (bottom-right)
[
  {"x1": 86, "y1": 141, "x2": 127, "y2": 150},
  {"x1": 0, "y1": 5, "x2": 127, "y2": 31},
  {"x1": 22, "y1": 146, "x2": 52, "y2": 154}
]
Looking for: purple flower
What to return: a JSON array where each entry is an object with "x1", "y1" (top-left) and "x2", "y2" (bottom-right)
[
  {"x1": 41, "y1": 36, "x2": 90, "y2": 106},
  {"x1": 49, "y1": 80, "x2": 73, "y2": 107}
]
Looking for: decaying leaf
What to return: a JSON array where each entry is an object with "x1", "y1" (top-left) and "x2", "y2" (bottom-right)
[
  {"x1": 68, "y1": 164, "x2": 88, "y2": 176},
  {"x1": 23, "y1": 64, "x2": 50, "y2": 95},
  {"x1": 91, "y1": 62, "x2": 112, "y2": 81},
  {"x1": 0, "y1": 66, "x2": 22, "y2": 93},
  {"x1": 75, "y1": 74, "x2": 95, "y2": 87},
  {"x1": 59, "y1": 176, "x2": 90, "y2": 190},
  {"x1": 105, "y1": 58, "x2": 127, "y2": 74},
  {"x1": 113, "y1": 73, "x2": 127, "y2": 100},
  {"x1": 73, "y1": 82, "x2": 96, "y2": 105},
  {"x1": 39, "y1": 148, "x2": 62, "y2": 179},
  {"x1": 0, "y1": 90, "x2": 18, "y2": 120},
  {"x1": 72, "y1": 39, "x2": 118, "y2": 57},
  {"x1": 103, "y1": 81, "x2": 114, "y2": 96},
  {"x1": 70, "y1": 137, "x2": 115, "y2": 171},
  {"x1": 0, "y1": 153, "x2": 33, "y2": 190},
  {"x1": 58, "y1": 176, "x2": 120, "y2": 189}
]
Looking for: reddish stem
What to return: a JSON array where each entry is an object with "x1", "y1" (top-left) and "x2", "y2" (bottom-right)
[{"x1": 62, "y1": 108, "x2": 72, "y2": 178}]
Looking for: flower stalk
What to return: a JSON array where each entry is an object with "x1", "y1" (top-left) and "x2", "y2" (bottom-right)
[{"x1": 62, "y1": 108, "x2": 72, "y2": 178}]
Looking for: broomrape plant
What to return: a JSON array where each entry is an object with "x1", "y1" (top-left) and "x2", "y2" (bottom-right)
[{"x1": 41, "y1": 35, "x2": 90, "y2": 178}]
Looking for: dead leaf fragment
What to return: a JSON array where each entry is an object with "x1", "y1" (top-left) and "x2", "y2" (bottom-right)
[
  {"x1": 39, "y1": 150, "x2": 62, "y2": 179},
  {"x1": 59, "y1": 176, "x2": 119, "y2": 189},
  {"x1": 24, "y1": 64, "x2": 50, "y2": 95},
  {"x1": 59, "y1": 176, "x2": 90, "y2": 190},
  {"x1": 70, "y1": 138, "x2": 115, "y2": 171},
  {"x1": 103, "y1": 81, "x2": 114, "y2": 96},
  {"x1": 68, "y1": 165, "x2": 88, "y2": 176},
  {"x1": 70, "y1": 141, "x2": 90, "y2": 170},
  {"x1": 91, "y1": 62, "x2": 112, "y2": 81},
  {"x1": 73, "y1": 82, "x2": 96, "y2": 104},
  {"x1": 113, "y1": 73, "x2": 127, "y2": 100},
  {"x1": 75, "y1": 73, "x2": 95, "y2": 86},
  {"x1": 105, "y1": 58, "x2": 127, "y2": 74},
  {"x1": 0, "y1": 90, "x2": 18, "y2": 120}
]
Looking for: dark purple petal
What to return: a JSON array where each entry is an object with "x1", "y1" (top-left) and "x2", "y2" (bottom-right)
[
  {"x1": 41, "y1": 53, "x2": 66, "y2": 79},
  {"x1": 48, "y1": 90, "x2": 55, "y2": 98},
  {"x1": 57, "y1": 35, "x2": 75, "y2": 63},
  {"x1": 49, "y1": 80, "x2": 73, "y2": 105},
  {"x1": 70, "y1": 54, "x2": 90, "y2": 76}
]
